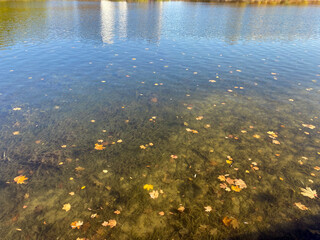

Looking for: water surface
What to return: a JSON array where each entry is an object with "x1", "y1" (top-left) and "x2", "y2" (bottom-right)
[{"x1": 0, "y1": 1, "x2": 320, "y2": 239}]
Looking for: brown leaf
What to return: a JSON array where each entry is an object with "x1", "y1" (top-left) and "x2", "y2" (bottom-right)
[{"x1": 222, "y1": 216, "x2": 239, "y2": 229}]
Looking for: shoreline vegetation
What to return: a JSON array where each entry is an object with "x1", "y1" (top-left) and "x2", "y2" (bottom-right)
[{"x1": 1, "y1": 0, "x2": 320, "y2": 5}]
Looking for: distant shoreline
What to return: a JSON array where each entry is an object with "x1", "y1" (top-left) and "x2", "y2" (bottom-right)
[{"x1": 1, "y1": 0, "x2": 320, "y2": 4}]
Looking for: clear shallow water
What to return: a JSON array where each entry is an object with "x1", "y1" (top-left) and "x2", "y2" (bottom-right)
[{"x1": 0, "y1": 1, "x2": 320, "y2": 239}]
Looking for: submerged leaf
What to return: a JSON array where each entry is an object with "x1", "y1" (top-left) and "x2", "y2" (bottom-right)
[
  {"x1": 204, "y1": 206, "x2": 212, "y2": 212},
  {"x1": 234, "y1": 179, "x2": 247, "y2": 189},
  {"x1": 108, "y1": 219, "x2": 117, "y2": 228},
  {"x1": 314, "y1": 166, "x2": 320, "y2": 171},
  {"x1": 222, "y1": 216, "x2": 239, "y2": 229},
  {"x1": 231, "y1": 185, "x2": 241, "y2": 192},
  {"x1": 70, "y1": 221, "x2": 83, "y2": 229},
  {"x1": 149, "y1": 190, "x2": 159, "y2": 199},
  {"x1": 226, "y1": 160, "x2": 233, "y2": 165},
  {"x1": 75, "y1": 166, "x2": 85, "y2": 172},
  {"x1": 143, "y1": 184, "x2": 153, "y2": 191},
  {"x1": 302, "y1": 124, "x2": 315, "y2": 129},
  {"x1": 178, "y1": 206, "x2": 185, "y2": 212},
  {"x1": 226, "y1": 178, "x2": 234, "y2": 185},
  {"x1": 62, "y1": 203, "x2": 71, "y2": 212},
  {"x1": 14, "y1": 175, "x2": 28, "y2": 184},
  {"x1": 94, "y1": 144, "x2": 105, "y2": 150},
  {"x1": 218, "y1": 175, "x2": 226, "y2": 182},
  {"x1": 294, "y1": 202, "x2": 309, "y2": 210},
  {"x1": 300, "y1": 187, "x2": 317, "y2": 199}
]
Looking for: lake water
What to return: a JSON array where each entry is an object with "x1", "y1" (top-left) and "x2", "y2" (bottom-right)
[{"x1": 0, "y1": 1, "x2": 320, "y2": 239}]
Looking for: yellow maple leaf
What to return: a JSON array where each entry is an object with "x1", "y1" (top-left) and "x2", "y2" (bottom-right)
[
  {"x1": 231, "y1": 185, "x2": 241, "y2": 192},
  {"x1": 14, "y1": 175, "x2": 28, "y2": 184},
  {"x1": 143, "y1": 184, "x2": 153, "y2": 191},
  {"x1": 217, "y1": 175, "x2": 226, "y2": 181},
  {"x1": 226, "y1": 160, "x2": 233, "y2": 165}
]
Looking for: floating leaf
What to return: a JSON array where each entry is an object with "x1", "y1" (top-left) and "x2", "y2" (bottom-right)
[
  {"x1": 114, "y1": 210, "x2": 120, "y2": 215},
  {"x1": 13, "y1": 131, "x2": 20, "y2": 135},
  {"x1": 253, "y1": 134, "x2": 261, "y2": 139},
  {"x1": 294, "y1": 202, "x2": 309, "y2": 210},
  {"x1": 14, "y1": 175, "x2": 28, "y2": 184},
  {"x1": 314, "y1": 166, "x2": 320, "y2": 171},
  {"x1": 300, "y1": 187, "x2": 317, "y2": 199},
  {"x1": 159, "y1": 211, "x2": 165, "y2": 216}
]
